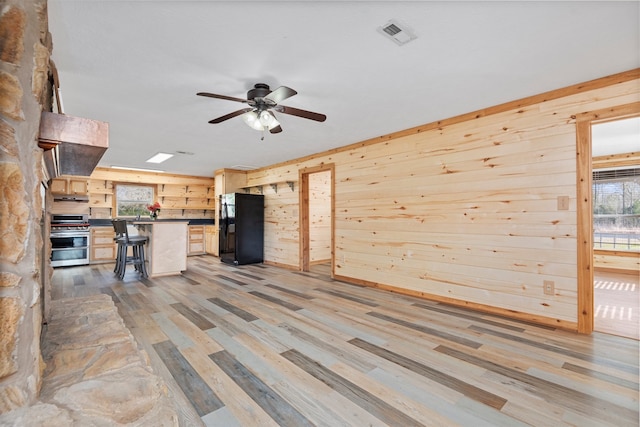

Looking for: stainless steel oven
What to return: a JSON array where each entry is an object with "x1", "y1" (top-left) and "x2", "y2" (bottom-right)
[{"x1": 50, "y1": 214, "x2": 90, "y2": 267}]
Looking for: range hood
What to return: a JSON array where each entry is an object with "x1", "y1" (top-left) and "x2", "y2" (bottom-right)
[
  {"x1": 38, "y1": 112, "x2": 109, "y2": 178},
  {"x1": 52, "y1": 194, "x2": 90, "y2": 202}
]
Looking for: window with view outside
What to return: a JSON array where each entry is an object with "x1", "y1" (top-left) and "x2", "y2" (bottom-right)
[
  {"x1": 116, "y1": 184, "x2": 155, "y2": 218},
  {"x1": 592, "y1": 167, "x2": 640, "y2": 252}
]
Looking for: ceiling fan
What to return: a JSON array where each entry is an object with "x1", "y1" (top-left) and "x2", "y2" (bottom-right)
[{"x1": 197, "y1": 83, "x2": 326, "y2": 136}]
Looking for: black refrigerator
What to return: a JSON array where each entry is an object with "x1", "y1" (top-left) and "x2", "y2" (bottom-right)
[{"x1": 219, "y1": 193, "x2": 264, "y2": 265}]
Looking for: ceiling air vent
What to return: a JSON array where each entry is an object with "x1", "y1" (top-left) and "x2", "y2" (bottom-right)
[{"x1": 377, "y1": 19, "x2": 417, "y2": 46}]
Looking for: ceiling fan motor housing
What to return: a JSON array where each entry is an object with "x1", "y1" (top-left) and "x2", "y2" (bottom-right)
[{"x1": 247, "y1": 83, "x2": 272, "y2": 102}]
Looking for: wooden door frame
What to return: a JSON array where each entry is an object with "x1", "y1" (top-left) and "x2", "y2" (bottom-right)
[
  {"x1": 576, "y1": 102, "x2": 640, "y2": 334},
  {"x1": 299, "y1": 164, "x2": 335, "y2": 274}
]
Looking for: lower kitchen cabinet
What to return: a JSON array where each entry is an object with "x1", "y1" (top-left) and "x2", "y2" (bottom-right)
[
  {"x1": 205, "y1": 225, "x2": 219, "y2": 256},
  {"x1": 188, "y1": 225, "x2": 206, "y2": 256},
  {"x1": 90, "y1": 227, "x2": 116, "y2": 263}
]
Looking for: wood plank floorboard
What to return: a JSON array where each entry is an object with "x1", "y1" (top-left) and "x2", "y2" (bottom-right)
[
  {"x1": 210, "y1": 350, "x2": 314, "y2": 427},
  {"x1": 594, "y1": 271, "x2": 639, "y2": 340},
  {"x1": 435, "y1": 345, "x2": 638, "y2": 425},
  {"x1": 170, "y1": 302, "x2": 217, "y2": 330},
  {"x1": 281, "y1": 348, "x2": 425, "y2": 427},
  {"x1": 153, "y1": 340, "x2": 225, "y2": 417},
  {"x1": 51, "y1": 257, "x2": 640, "y2": 427}
]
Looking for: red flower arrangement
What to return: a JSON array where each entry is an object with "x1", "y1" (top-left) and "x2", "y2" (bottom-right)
[{"x1": 147, "y1": 202, "x2": 161, "y2": 219}]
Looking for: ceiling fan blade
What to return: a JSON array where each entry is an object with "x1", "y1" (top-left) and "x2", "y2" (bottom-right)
[
  {"x1": 265, "y1": 86, "x2": 297, "y2": 104},
  {"x1": 197, "y1": 92, "x2": 248, "y2": 103},
  {"x1": 269, "y1": 125, "x2": 283, "y2": 134},
  {"x1": 208, "y1": 108, "x2": 253, "y2": 124},
  {"x1": 277, "y1": 105, "x2": 327, "y2": 122}
]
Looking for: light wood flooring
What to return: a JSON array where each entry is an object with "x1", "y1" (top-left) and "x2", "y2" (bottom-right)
[
  {"x1": 594, "y1": 271, "x2": 640, "y2": 340},
  {"x1": 51, "y1": 256, "x2": 639, "y2": 426}
]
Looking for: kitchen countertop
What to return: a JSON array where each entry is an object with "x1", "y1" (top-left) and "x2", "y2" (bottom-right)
[
  {"x1": 90, "y1": 218, "x2": 214, "y2": 227},
  {"x1": 132, "y1": 220, "x2": 189, "y2": 225}
]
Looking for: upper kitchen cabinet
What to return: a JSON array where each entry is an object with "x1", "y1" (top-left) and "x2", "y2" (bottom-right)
[
  {"x1": 50, "y1": 176, "x2": 89, "y2": 196},
  {"x1": 214, "y1": 169, "x2": 247, "y2": 197},
  {"x1": 214, "y1": 168, "x2": 248, "y2": 225}
]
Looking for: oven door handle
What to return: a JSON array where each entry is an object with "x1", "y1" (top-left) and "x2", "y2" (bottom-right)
[
  {"x1": 50, "y1": 232, "x2": 90, "y2": 238},
  {"x1": 51, "y1": 246, "x2": 89, "y2": 251}
]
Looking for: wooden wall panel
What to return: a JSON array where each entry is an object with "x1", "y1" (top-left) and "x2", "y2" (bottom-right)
[
  {"x1": 262, "y1": 183, "x2": 300, "y2": 267},
  {"x1": 594, "y1": 250, "x2": 640, "y2": 273},
  {"x1": 309, "y1": 171, "x2": 331, "y2": 263},
  {"x1": 246, "y1": 72, "x2": 640, "y2": 328}
]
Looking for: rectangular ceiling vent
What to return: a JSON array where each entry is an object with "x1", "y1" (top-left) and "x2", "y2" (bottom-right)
[{"x1": 377, "y1": 19, "x2": 417, "y2": 46}]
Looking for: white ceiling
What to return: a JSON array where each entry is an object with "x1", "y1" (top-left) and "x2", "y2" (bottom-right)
[
  {"x1": 592, "y1": 116, "x2": 640, "y2": 158},
  {"x1": 47, "y1": 1, "x2": 640, "y2": 177}
]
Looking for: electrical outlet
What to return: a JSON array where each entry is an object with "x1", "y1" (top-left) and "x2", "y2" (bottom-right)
[{"x1": 543, "y1": 280, "x2": 555, "y2": 295}]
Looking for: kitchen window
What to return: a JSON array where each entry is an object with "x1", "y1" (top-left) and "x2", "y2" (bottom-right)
[{"x1": 115, "y1": 184, "x2": 155, "y2": 217}]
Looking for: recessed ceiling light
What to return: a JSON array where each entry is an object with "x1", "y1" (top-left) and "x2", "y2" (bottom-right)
[
  {"x1": 146, "y1": 152, "x2": 174, "y2": 163},
  {"x1": 111, "y1": 166, "x2": 165, "y2": 173}
]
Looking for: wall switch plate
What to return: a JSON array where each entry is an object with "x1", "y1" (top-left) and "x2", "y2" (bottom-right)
[
  {"x1": 557, "y1": 196, "x2": 570, "y2": 210},
  {"x1": 544, "y1": 280, "x2": 555, "y2": 295}
]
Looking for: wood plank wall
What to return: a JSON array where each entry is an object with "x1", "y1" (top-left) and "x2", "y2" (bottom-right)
[
  {"x1": 309, "y1": 170, "x2": 331, "y2": 263},
  {"x1": 246, "y1": 71, "x2": 640, "y2": 329},
  {"x1": 594, "y1": 250, "x2": 640, "y2": 274},
  {"x1": 243, "y1": 182, "x2": 299, "y2": 268}
]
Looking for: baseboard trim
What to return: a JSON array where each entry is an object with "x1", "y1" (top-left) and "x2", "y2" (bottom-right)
[{"x1": 333, "y1": 274, "x2": 578, "y2": 332}]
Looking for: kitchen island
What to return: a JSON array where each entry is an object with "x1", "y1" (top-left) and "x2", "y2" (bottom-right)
[{"x1": 133, "y1": 221, "x2": 188, "y2": 278}]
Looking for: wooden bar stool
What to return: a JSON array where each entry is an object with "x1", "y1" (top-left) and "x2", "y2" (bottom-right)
[{"x1": 111, "y1": 219, "x2": 149, "y2": 280}]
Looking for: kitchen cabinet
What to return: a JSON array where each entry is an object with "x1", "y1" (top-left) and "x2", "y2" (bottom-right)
[
  {"x1": 90, "y1": 227, "x2": 116, "y2": 263},
  {"x1": 214, "y1": 169, "x2": 247, "y2": 196},
  {"x1": 205, "y1": 225, "x2": 219, "y2": 256},
  {"x1": 51, "y1": 176, "x2": 89, "y2": 195},
  {"x1": 188, "y1": 225, "x2": 205, "y2": 256}
]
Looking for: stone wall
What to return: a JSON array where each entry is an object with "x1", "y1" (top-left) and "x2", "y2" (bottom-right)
[{"x1": 0, "y1": 0, "x2": 51, "y2": 411}]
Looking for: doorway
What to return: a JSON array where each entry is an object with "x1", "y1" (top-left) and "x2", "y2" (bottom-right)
[
  {"x1": 299, "y1": 165, "x2": 335, "y2": 277},
  {"x1": 576, "y1": 103, "x2": 640, "y2": 336},
  {"x1": 591, "y1": 116, "x2": 640, "y2": 339}
]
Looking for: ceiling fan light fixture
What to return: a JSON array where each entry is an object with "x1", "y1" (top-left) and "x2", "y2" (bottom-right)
[
  {"x1": 259, "y1": 110, "x2": 274, "y2": 127},
  {"x1": 268, "y1": 119, "x2": 280, "y2": 130},
  {"x1": 242, "y1": 111, "x2": 262, "y2": 130},
  {"x1": 243, "y1": 110, "x2": 279, "y2": 131}
]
